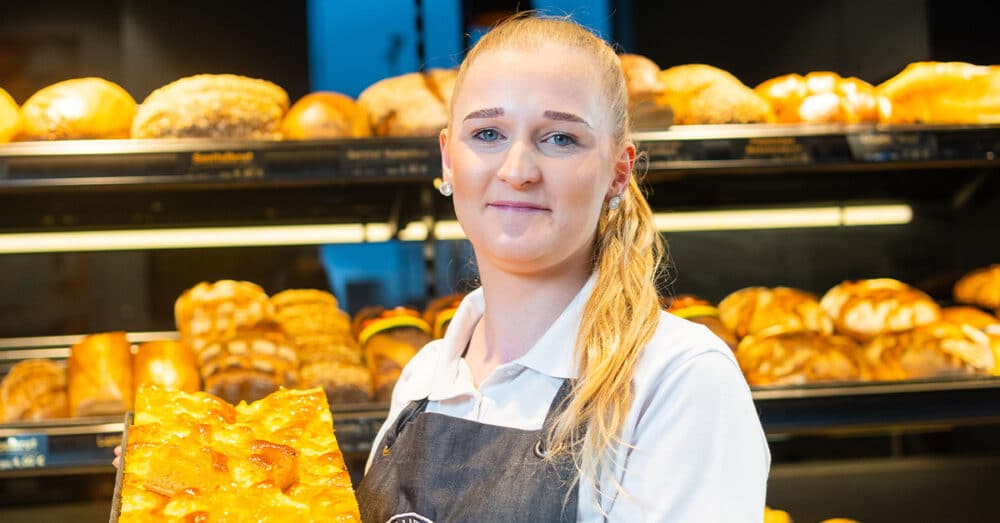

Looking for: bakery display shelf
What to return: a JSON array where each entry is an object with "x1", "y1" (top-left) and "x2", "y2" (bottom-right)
[
  {"x1": 755, "y1": 375, "x2": 1000, "y2": 434},
  {"x1": 636, "y1": 123, "x2": 1000, "y2": 175},
  {"x1": 0, "y1": 124, "x2": 997, "y2": 191}
]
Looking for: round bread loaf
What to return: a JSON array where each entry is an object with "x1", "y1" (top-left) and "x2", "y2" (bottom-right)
[
  {"x1": 175, "y1": 280, "x2": 273, "y2": 346},
  {"x1": 18, "y1": 78, "x2": 136, "y2": 140},
  {"x1": 357, "y1": 69, "x2": 456, "y2": 136},
  {"x1": 755, "y1": 71, "x2": 879, "y2": 124},
  {"x1": 281, "y1": 92, "x2": 371, "y2": 139},
  {"x1": 876, "y1": 61, "x2": 1000, "y2": 124},
  {"x1": 820, "y1": 278, "x2": 941, "y2": 341},
  {"x1": 0, "y1": 359, "x2": 69, "y2": 422},
  {"x1": 864, "y1": 322, "x2": 994, "y2": 380},
  {"x1": 655, "y1": 64, "x2": 774, "y2": 124},
  {"x1": 133, "y1": 74, "x2": 289, "y2": 139},
  {"x1": 0, "y1": 87, "x2": 20, "y2": 143},
  {"x1": 719, "y1": 286, "x2": 833, "y2": 340},
  {"x1": 736, "y1": 331, "x2": 868, "y2": 386},
  {"x1": 940, "y1": 306, "x2": 999, "y2": 330},
  {"x1": 619, "y1": 53, "x2": 663, "y2": 101},
  {"x1": 954, "y1": 264, "x2": 1000, "y2": 311},
  {"x1": 132, "y1": 340, "x2": 200, "y2": 394}
]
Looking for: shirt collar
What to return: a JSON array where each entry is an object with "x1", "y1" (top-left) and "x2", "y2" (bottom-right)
[{"x1": 427, "y1": 272, "x2": 597, "y2": 400}]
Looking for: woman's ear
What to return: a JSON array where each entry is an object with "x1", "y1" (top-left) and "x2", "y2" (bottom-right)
[
  {"x1": 439, "y1": 128, "x2": 453, "y2": 186},
  {"x1": 608, "y1": 142, "x2": 636, "y2": 198}
]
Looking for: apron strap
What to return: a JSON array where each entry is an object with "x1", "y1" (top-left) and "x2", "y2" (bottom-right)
[
  {"x1": 383, "y1": 398, "x2": 430, "y2": 451},
  {"x1": 535, "y1": 379, "x2": 578, "y2": 459}
]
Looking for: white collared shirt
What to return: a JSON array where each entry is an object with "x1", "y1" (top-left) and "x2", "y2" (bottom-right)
[{"x1": 367, "y1": 275, "x2": 771, "y2": 522}]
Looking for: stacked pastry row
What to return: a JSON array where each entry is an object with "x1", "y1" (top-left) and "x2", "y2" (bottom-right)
[
  {"x1": 0, "y1": 70, "x2": 455, "y2": 143},
  {"x1": 619, "y1": 57, "x2": 1000, "y2": 125},
  {"x1": 766, "y1": 506, "x2": 858, "y2": 523},
  {"x1": 0, "y1": 333, "x2": 196, "y2": 423},
  {"x1": 668, "y1": 264, "x2": 1000, "y2": 386}
]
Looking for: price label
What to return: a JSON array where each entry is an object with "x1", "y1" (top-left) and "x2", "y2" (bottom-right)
[{"x1": 0, "y1": 435, "x2": 48, "y2": 471}]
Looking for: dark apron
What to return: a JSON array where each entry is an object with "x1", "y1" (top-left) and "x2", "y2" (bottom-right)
[{"x1": 357, "y1": 379, "x2": 580, "y2": 523}]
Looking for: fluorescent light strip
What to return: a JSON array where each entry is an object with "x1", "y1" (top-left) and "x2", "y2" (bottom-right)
[{"x1": 0, "y1": 205, "x2": 911, "y2": 254}]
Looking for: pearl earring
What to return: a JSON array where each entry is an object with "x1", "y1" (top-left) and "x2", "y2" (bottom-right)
[
  {"x1": 608, "y1": 195, "x2": 622, "y2": 210},
  {"x1": 438, "y1": 181, "x2": 453, "y2": 197}
]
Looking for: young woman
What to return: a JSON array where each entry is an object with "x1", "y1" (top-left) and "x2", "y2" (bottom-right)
[{"x1": 356, "y1": 14, "x2": 769, "y2": 523}]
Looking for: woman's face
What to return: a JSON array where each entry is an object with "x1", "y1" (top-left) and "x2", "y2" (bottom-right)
[{"x1": 441, "y1": 42, "x2": 632, "y2": 278}]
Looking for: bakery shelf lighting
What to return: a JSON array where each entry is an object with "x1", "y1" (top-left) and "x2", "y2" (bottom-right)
[{"x1": 0, "y1": 204, "x2": 910, "y2": 253}]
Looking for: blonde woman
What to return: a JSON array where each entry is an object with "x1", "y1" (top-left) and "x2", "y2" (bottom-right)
[{"x1": 357, "y1": 13, "x2": 769, "y2": 523}]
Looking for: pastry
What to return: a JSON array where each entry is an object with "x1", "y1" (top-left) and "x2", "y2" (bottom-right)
[
  {"x1": 718, "y1": 287, "x2": 833, "y2": 339},
  {"x1": 17, "y1": 78, "x2": 136, "y2": 140},
  {"x1": 175, "y1": 280, "x2": 273, "y2": 350},
  {"x1": 132, "y1": 340, "x2": 200, "y2": 394},
  {"x1": 864, "y1": 322, "x2": 994, "y2": 380},
  {"x1": 67, "y1": 332, "x2": 133, "y2": 417},
  {"x1": 876, "y1": 61, "x2": 1000, "y2": 124},
  {"x1": 0, "y1": 359, "x2": 69, "y2": 422},
  {"x1": 954, "y1": 264, "x2": 1000, "y2": 311},
  {"x1": 357, "y1": 69, "x2": 457, "y2": 136},
  {"x1": 132, "y1": 74, "x2": 289, "y2": 139},
  {"x1": 755, "y1": 72, "x2": 879, "y2": 124},
  {"x1": 0, "y1": 87, "x2": 20, "y2": 143},
  {"x1": 664, "y1": 295, "x2": 738, "y2": 350},
  {"x1": 354, "y1": 306, "x2": 431, "y2": 401},
  {"x1": 820, "y1": 278, "x2": 940, "y2": 341},
  {"x1": 281, "y1": 91, "x2": 372, "y2": 139},
  {"x1": 655, "y1": 64, "x2": 774, "y2": 124},
  {"x1": 737, "y1": 331, "x2": 868, "y2": 386}
]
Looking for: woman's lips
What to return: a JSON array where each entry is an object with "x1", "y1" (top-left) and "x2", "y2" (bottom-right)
[{"x1": 487, "y1": 201, "x2": 549, "y2": 212}]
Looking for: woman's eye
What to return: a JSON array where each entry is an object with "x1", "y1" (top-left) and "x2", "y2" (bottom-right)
[
  {"x1": 545, "y1": 133, "x2": 577, "y2": 147},
  {"x1": 473, "y1": 129, "x2": 500, "y2": 142}
]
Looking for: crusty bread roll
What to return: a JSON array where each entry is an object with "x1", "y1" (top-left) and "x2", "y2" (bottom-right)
[
  {"x1": 619, "y1": 53, "x2": 664, "y2": 101},
  {"x1": 197, "y1": 322, "x2": 298, "y2": 405},
  {"x1": 17, "y1": 78, "x2": 136, "y2": 140},
  {"x1": 357, "y1": 69, "x2": 456, "y2": 136},
  {"x1": 820, "y1": 278, "x2": 941, "y2": 341},
  {"x1": 68, "y1": 332, "x2": 133, "y2": 417},
  {"x1": 175, "y1": 280, "x2": 273, "y2": 351},
  {"x1": 865, "y1": 322, "x2": 994, "y2": 380},
  {"x1": 281, "y1": 92, "x2": 372, "y2": 139},
  {"x1": 132, "y1": 340, "x2": 200, "y2": 394},
  {"x1": 755, "y1": 72, "x2": 879, "y2": 124},
  {"x1": 719, "y1": 287, "x2": 833, "y2": 340},
  {"x1": 655, "y1": 64, "x2": 774, "y2": 124},
  {"x1": 954, "y1": 264, "x2": 1000, "y2": 311},
  {"x1": 737, "y1": 331, "x2": 868, "y2": 386},
  {"x1": 354, "y1": 306, "x2": 431, "y2": 401},
  {"x1": 877, "y1": 62, "x2": 1000, "y2": 124},
  {"x1": 0, "y1": 359, "x2": 69, "y2": 422},
  {"x1": 0, "y1": 87, "x2": 20, "y2": 143},
  {"x1": 665, "y1": 295, "x2": 738, "y2": 350},
  {"x1": 132, "y1": 74, "x2": 289, "y2": 139},
  {"x1": 940, "y1": 306, "x2": 999, "y2": 330}
]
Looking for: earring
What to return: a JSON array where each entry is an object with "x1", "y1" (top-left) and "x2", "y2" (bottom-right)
[
  {"x1": 438, "y1": 181, "x2": 453, "y2": 197},
  {"x1": 608, "y1": 194, "x2": 622, "y2": 210}
]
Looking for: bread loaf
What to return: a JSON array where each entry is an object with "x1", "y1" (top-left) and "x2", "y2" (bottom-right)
[
  {"x1": 877, "y1": 62, "x2": 1000, "y2": 124},
  {"x1": 755, "y1": 72, "x2": 879, "y2": 124},
  {"x1": 175, "y1": 280, "x2": 273, "y2": 351},
  {"x1": 0, "y1": 359, "x2": 69, "y2": 422},
  {"x1": 132, "y1": 340, "x2": 200, "y2": 394},
  {"x1": 940, "y1": 306, "x2": 999, "y2": 330},
  {"x1": 820, "y1": 278, "x2": 941, "y2": 341},
  {"x1": 619, "y1": 53, "x2": 664, "y2": 102},
  {"x1": 68, "y1": 332, "x2": 133, "y2": 416},
  {"x1": 132, "y1": 74, "x2": 289, "y2": 139},
  {"x1": 0, "y1": 87, "x2": 20, "y2": 143},
  {"x1": 197, "y1": 322, "x2": 298, "y2": 405},
  {"x1": 954, "y1": 264, "x2": 1000, "y2": 311},
  {"x1": 865, "y1": 322, "x2": 994, "y2": 380},
  {"x1": 737, "y1": 331, "x2": 868, "y2": 386},
  {"x1": 718, "y1": 287, "x2": 833, "y2": 339},
  {"x1": 655, "y1": 64, "x2": 774, "y2": 124},
  {"x1": 17, "y1": 78, "x2": 136, "y2": 140},
  {"x1": 423, "y1": 293, "x2": 465, "y2": 340},
  {"x1": 357, "y1": 69, "x2": 456, "y2": 136},
  {"x1": 298, "y1": 360, "x2": 373, "y2": 404},
  {"x1": 281, "y1": 92, "x2": 372, "y2": 139}
]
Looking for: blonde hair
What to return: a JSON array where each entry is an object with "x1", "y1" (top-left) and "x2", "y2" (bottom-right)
[{"x1": 451, "y1": 13, "x2": 667, "y2": 506}]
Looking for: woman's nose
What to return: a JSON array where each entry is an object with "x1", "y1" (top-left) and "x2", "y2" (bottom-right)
[{"x1": 496, "y1": 139, "x2": 541, "y2": 188}]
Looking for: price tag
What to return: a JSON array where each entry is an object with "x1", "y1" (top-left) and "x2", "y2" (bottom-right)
[
  {"x1": 0, "y1": 435, "x2": 48, "y2": 471},
  {"x1": 184, "y1": 150, "x2": 264, "y2": 180}
]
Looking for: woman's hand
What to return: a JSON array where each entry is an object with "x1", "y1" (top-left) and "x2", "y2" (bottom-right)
[{"x1": 112, "y1": 445, "x2": 122, "y2": 469}]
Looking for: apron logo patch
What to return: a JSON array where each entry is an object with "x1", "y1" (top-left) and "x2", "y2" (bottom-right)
[{"x1": 387, "y1": 513, "x2": 434, "y2": 523}]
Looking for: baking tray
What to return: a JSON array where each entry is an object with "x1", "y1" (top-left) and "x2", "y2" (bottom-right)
[{"x1": 108, "y1": 411, "x2": 132, "y2": 523}]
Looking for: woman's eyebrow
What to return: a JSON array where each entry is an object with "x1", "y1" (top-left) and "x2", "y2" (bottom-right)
[
  {"x1": 463, "y1": 107, "x2": 504, "y2": 121},
  {"x1": 544, "y1": 110, "x2": 591, "y2": 128}
]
